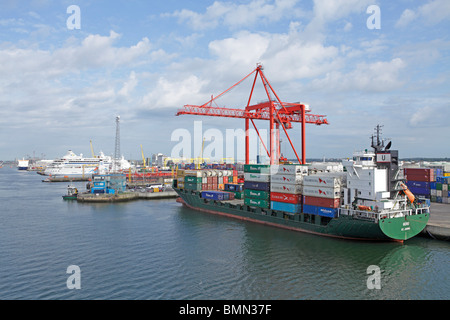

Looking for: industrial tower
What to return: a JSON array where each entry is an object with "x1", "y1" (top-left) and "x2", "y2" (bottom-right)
[{"x1": 113, "y1": 115, "x2": 120, "y2": 172}]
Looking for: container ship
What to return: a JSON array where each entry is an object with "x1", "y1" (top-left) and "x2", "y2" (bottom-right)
[
  {"x1": 172, "y1": 66, "x2": 429, "y2": 241},
  {"x1": 173, "y1": 131, "x2": 430, "y2": 242}
]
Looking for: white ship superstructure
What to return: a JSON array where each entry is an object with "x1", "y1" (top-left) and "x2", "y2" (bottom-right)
[{"x1": 44, "y1": 150, "x2": 131, "y2": 177}]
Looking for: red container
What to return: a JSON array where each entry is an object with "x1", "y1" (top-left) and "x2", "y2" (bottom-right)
[
  {"x1": 207, "y1": 176, "x2": 213, "y2": 184},
  {"x1": 202, "y1": 183, "x2": 208, "y2": 190},
  {"x1": 212, "y1": 176, "x2": 218, "y2": 183},
  {"x1": 405, "y1": 174, "x2": 435, "y2": 182},
  {"x1": 270, "y1": 192, "x2": 302, "y2": 204},
  {"x1": 404, "y1": 168, "x2": 433, "y2": 175},
  {"x1": 303, "y1": 195, "x2": 340, "y2": 208},
  {"x1": 227, "y1": 192, "x2": 235, "y2": 200}
]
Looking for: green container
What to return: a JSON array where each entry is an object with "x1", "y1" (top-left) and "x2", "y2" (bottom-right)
[
  {"x1": 185, "y1": 176, "x2": 202, "y2": 184},
  {"x1": 234, "y1": 191, "x2": 243, "y2": 199},
  {"x1": 244, "y1": 189, "x2": 270, "y2": 200},
  {"x1": 430, "y1": 195, "x2": 437, "y2": 202},
  {"x1": 184, "y1": 182, "x2": 202, "y2": 191},
  {"x1": 436, "y1": 183, "x2": 442, "y2": 190},
  {"x1": 244, "y1": 197, "x2": 269, "y2": 208},
  {"x1": 244, "y1": 164, "x2": 270, "y2": 173}
]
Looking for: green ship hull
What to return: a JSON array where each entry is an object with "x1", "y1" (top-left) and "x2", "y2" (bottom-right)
[{"x1": 174, "y1": 188, "x2": 429, "y2": 242}]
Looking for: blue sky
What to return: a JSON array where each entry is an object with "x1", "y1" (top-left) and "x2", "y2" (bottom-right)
[{"x1": 0, "y1": 0, "x2": 449, "y2": 162}]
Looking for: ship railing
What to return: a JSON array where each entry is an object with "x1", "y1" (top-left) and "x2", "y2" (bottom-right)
[{"x1": 339, "y1": 208, "x2": 420, "y2": 222}]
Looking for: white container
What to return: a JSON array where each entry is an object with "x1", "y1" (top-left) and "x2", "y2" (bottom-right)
[
  {"x1": 244, "y1": 172, "x2": 270, "y2": 182},
  {"x1": 302, "y1": 186, "x2": 341, "y2": 199},
  {"x1": 270, "y1": 174, "x2": 303, "y2": 185},
  {"x1": 184, "y1": 170, "x2": 202, "y2": 177},
  {"x1": 431, "y1": 189, "x2": 437, "y2": 196},
  {"x1": 303, "y1": 175, "x2": 343, "y2": 188},
  {"x1": 270, "y1": 165, "x2": 308, "y2": 176},
  {"x1": 437, "y1": 190, "x2": 442, "y2": 197},
  {"x1": 270, "y1": 183, "x2": 303, "y2": 195}
]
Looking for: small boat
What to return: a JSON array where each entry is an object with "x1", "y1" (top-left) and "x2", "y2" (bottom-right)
[{"x1": 63, "y1": 185, "x2": 78, "y2": 200}]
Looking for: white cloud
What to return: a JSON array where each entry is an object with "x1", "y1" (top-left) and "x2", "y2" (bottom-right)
[
  {"x1": 396, "y1": 0, "x2": 450, "y2": 27},
  {"x1": 310, "y1": 58, "x2": 406, "y2": 93},
  {"x1": 168, "y1": 0, "x2": 302, "y2": 30}
]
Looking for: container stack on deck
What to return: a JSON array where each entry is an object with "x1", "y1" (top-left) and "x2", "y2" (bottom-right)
[
  {"x1": 243, "y1": 164, "x2": 271, "y2": 209},
  {"x1": 302, "y1": 174, "x2": 343, "y2": 218},
  {"x1": 404, "y1": 167, "x2": 450, "y2": 204},
  {"x1": 269, "y1": 165, "x2": 306, "y2": 214}
]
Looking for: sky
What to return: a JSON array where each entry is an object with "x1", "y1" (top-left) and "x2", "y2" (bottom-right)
[{"x1": 0, "y1": 0, "x2": 449, "y2": 162}]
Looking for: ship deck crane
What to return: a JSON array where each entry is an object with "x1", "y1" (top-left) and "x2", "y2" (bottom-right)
[{"x1": 176, "y1": 64, "x2": 328, "y2": 165}]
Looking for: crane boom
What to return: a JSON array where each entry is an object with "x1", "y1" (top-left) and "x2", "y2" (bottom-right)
[{"x1": 175, "y1": 64, "x2": 328, "y2": 164}]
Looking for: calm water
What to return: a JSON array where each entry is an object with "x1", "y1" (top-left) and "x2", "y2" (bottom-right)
[{"x1": 0, "y1": 167, "x2": 449, "y2": 300}]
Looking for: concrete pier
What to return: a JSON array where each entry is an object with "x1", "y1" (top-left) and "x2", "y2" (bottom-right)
[
  {"x1": 76, "y1": 190, "x2": 178, "y2": 203},
  {"x1": 422, "y1": 203, "x2": 450, "y2": 240}
]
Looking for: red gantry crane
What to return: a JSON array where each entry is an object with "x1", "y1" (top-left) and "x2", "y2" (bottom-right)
[{"x1": 176, "y1": 64, "x2": 328, "y2": 165}]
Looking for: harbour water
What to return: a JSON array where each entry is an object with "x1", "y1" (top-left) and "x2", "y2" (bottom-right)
[{"x1": 0, "y1": 167, "x2": 449, "y2": 300}]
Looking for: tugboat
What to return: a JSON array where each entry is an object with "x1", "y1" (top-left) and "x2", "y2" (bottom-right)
[
  {"x1": 62, "y1": 185, "x2": 78, "y2": 200},
  {"x1": 173, "y1": 126, "x2": 430, "y2": 242}
]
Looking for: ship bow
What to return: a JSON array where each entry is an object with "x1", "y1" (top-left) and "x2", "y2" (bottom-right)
[{"x1": 379, "y1": 213, "x2": 429, "y2": 241}]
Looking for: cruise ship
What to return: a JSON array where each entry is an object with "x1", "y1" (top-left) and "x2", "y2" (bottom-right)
[{"x1": 44, "y1": 150, "x2": 131, "y2": 178}]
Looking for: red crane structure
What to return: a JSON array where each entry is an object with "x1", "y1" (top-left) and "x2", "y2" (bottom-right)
[{"x1": 176, "y1": 64, "x2": 328, "y2": 165}]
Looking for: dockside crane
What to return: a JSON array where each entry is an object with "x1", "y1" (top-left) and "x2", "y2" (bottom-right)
[{"x1": 176, "y1": 64, "x2": 328, "y2": 165}]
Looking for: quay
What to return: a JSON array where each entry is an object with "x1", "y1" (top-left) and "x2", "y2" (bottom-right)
[
  {"x1": 422, "y1": 203, "x2": 450, "y2": 240},
  {"x1": 76, "y1": 190, "x2": 178, "y2": 203}
]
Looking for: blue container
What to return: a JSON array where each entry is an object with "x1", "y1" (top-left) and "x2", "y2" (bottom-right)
[
  {"x1": 271, "y1": 201, "x2": 302, "y2": 214},
  {"x1": 201, "y1": 191, "x2": 229, "y2": 201},
  {"x1": 430, "y1": 182, "x2": 437, "y2": 189},
  {"x1": 302, "y1": 204, "x2": 317, "y2": 215},
  {"x1": 406, "y1": 181, "x2": 430, "y2": 189},
  {"x1": 224, "y1": 183, "x2": 243, "y2": 192},
  {"x1": 436, "y1": 196, "x2": 443, "y2": 203},
  {"x1": 408, "y1": 186, "x2": 430, "y2": 196},
  {"x1": 435, "y1": 168, "x2": 443, "y2": 177},
  {"x1": 317, "y1": 207, "x2": 338, "y2": 218},
  {"x1": 244, "y1": 181, "x2": 270, "y2": 191}
]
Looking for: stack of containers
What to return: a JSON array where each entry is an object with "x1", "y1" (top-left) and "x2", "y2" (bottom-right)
[
  {"x1": 302, "y1": 174, "x2": 343, "y2": 218},
  {"x1": 184, "y1": 169, "x2": 203, "y2": 191},
  {"x1": 269, "y1": 165, "x2": 306, "y2": 214},
  {"x1": 404, "y1": 168, "x2": 435, "y2": 198},
  {"x1": 175, "y1": 169, "x2": 185, "y2": 189},
  {"x1": 243, "y1": 164, "x2": 271, "y2": 209},
  {"x1": 434, "y1": 176, "x2": 450, "y2": 203}
]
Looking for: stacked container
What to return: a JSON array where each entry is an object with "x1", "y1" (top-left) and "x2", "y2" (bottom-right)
[
  {"x1": 302, "y1": 174, "x2": 343, "y2": 218},
  {"x1": 243, "y1": 164, "x2": 270, "y2": 208},
  {"x1": 184, "y1": 169, "x2": 203, "y2": 191},
  {"x1": 269, "y1": 165, "x2": 306, "y2": 214}
]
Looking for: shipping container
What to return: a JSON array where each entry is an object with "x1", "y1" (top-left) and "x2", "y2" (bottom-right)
[
  {"x1": 302, "y1": 186, "x2": 341, "y2": 199},
  {"x1": 184, "y1": 170, "x2": 202, "y2": 177},
  {"x1": 405, "y1": 174, "x2": 435, "y2": 182},
  {"x1": 270, "y1": 201, "x2": 302, "y2": 214},
  {"x1": 303, "y1": 195, "x2": 340, "y2": 208},
  {"x1": 244, "y1": 164, "x2": 270, "y2": 174},
  {"x1": 301, "y1": 204, "x2": 338, "y2": 218},
  {"x1": 270, "y1": 192, "x2": 302, "y2": 204},
  {"x1": 184, "y1": 176, "x2": 202, "y2": 184},
  {"x1": 270, "y1": 174, "x2": 303, "y2": 185},
  {"x1": 243, "y1": 181, "x2": 270, "y2": 191},
  {"x1": 270, "y1": 164, "x2": 308, "y2": 175},
  {"x1": 201, "y1": 191, "x2": 230, "y2": 201},
  {"x1": 233, "y1": 191, "x2": 243, "y2": 199},
  {"x1": 184, "y1": 182, "x2": 202, "y2": 191},
  {"x1": 224, "y1": 183, "x2": 244, "y2": 192},
  {"x1": 317, "y1": 207, "x2": 338, "y2": 218},
  {"x1": 270, "y1": 183, "x2": 302, "y2": 194},
  {"x1": 407, "y1": 186, "x2": 430, "y2": 196},
  {"x1": 430, "y1": 182, "x2": 437, "y2": 189},
  {"x1": 302, "y1": 204, "x2": 318, "y2": 215},
  {"x1": 406, "y1": 181, "x2": 430, "y2": 189},
  {"x1": 244, "y1": 197, "x2": 270, "y2": 208},
  {"x1": 244, "y1": 172, "x2": 270, "y2": 182},
  {"x1": 244, "y1": 189, "x2": 270, "y2": 200},
  {"x1": 303, "y1": 175, "x2": 343, "y2": 188}
]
